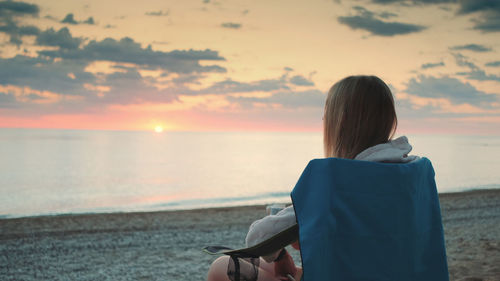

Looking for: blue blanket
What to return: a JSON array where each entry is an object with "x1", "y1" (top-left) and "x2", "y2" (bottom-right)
[{"x1": 291, "y1": 157, "x2": 449, "y2": 281}]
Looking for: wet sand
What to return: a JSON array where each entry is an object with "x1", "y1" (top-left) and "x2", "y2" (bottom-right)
[{"x1": 1, "y1": 189, "x2": 499, "y2": 280}]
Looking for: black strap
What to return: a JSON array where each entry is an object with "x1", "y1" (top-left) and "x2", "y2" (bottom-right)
[
  {"x1": 227, "y1": 255, "x2": 260, "y2": 281},
  {"x1": 231, "y1": 255, "x2": 240, "y2": 281}
]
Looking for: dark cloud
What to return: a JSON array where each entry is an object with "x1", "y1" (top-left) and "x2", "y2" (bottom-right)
[
  {"x1": 471, "y1": 15, "x2": 500, "y2": 32},
  {"x1": 0, "y1": 26, "x2": 231, "y2": 110},
  {"x1": 457, "y1": 71, "x2": 500, "y2": 82},
  {"x1": 35, "y1": 27, "x2": 82, "y2": 49},
  {"x1": 145, "y1": 10, "x2": 169, "y2": 16},
  {"x1": 454, "y1": 0, "x2": 500, "y2": 32},
  {"x1": 61, "y1": 13, "x2": 77, "y2": 24},
  {"x1": 485, "y1": 61, "x2": 500, "y2": 67},
  {"x1": 0, "y1": 1, "x2": 40, "y2": 46},
  {"x1": 59, "y1": 13, "x2": 95, "y2": 25},
  {"x1": 453, "y1": 53, "x2": 500, "y2": 82},
  {"x1": 456, "y1": 68, "x2": 500, "y2": 82},
  {"x1": 0, "y1": 22, "x2": 39, "y2": 45},
  {"x1": 379, "y1": 11, "x2": 398, "y2": 18},
  {"x1": 372, "y1": 0, "x2": 455, "y2": 4},
  {"x1": 450, "y1": 44, "x2": 492, "y2": 52},
  {"x1": 221, "y1": 22, "x2": 241, "y2": 29},
  {"x1": 405, "y1": 75, "x2": 498, "y2": 106},
  {"x1": 421, "y1": 62, "x2": 445, "y2": 69},
  {"x1": 0, "y1": 55, "x2": 94, "y2": 95},
  {"x1": 0, "y1": 1, "x2": 39, "y2": 16},
  {"x1": 338, "y1": 6, "x2": 426, "y2": 36},
  {"x1": 83, "y1": 17, "x2": 94, "y2": 24},
  {"x1": 289, "y1": 75, "x2": 315, "y2": 86},
  {"x1": 38, "y1": 37, "x2": 226, "y2": 73},
  {"x1": 457, "y1": 0, "x2": 500, "y2": 14},
  {"x1": 370, "y1": 0, "x2": 500, "y2": 32},
  {"x1": 453, "y1": 53, "x2": 478, "y2": 70}
]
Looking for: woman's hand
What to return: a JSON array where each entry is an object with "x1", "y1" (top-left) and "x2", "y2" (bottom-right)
[{"x1": 273, "y1": 250, "x2": 297, "y2": 280}]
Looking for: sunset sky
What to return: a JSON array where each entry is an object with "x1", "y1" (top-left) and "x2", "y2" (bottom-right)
[{"x1": 0, "y1": 0, "x2": 499, "y2": 134}]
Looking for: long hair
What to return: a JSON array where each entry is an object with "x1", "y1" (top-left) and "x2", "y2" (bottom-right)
[{"x1": 323, "y1": 75, "x2": 397, "y2": 159}]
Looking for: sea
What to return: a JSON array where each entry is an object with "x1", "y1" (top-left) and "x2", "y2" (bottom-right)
[{"x1": 1, "y1": 128, "x2": 499, "y2": 218}]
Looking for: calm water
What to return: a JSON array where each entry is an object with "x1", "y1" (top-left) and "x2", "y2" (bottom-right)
[{"x1": 1, "y1": 128, "x2": 499, "y2": 218}]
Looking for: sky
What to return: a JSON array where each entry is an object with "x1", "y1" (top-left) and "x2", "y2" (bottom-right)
[{"x1": 0, "y1": 0, "x2": 499, "y2": 134}]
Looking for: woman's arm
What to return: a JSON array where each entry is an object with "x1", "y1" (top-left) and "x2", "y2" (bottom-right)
[{"x1": 245, "y1": 205, "x2": 297, "y2": 262}]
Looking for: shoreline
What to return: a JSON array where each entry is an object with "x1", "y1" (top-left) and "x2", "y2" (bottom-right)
[
  {"x1": 1, "y1": 189, "x2": 499, "y2": 280},
  {"x1": 1, "y1": 188, "x2": 498, "y2": 221}
]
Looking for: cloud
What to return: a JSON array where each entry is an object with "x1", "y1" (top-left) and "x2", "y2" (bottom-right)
[
  {"x1": 457, "y1": 70, "x2": 500, "y2": 82},
  {"x1": 145, "y1": 10, "x2": 169, "y2": 16},
  {"x1": 61, "y1": 13, "x2": 78, "y2": 24},
  {"x1": 453, "y1": 53, "x2": 500, "y2": 82},
  {"x1": 228, "y1": 89, "x2": 325, "y2": 108},
  {"x1": 0, "y1": 91, "x2": 17, "y2": 108},
  {"x1": 83, "y1": 17, "x2": 94, "y2": 24},
  {"x1": 197, "y1": 78, "x2": 289, "y2": 95},
  {"x1": 0, "y1": 54, "x2": 182, "y2": 108},
  {"x1": 94, "y1": 68, "x2": 179, "y2": 105},
  {"x1": 289, "y1": 75, "x2": 315, "y2": 86},
  {"x1": 485, "y1": 61, "x2": 500, "y2": 67},
  {"x1": 405, "y1": 75, "x2": 498, "y2": 106},
  {"x1": 0, "y1": 1, "x2": 39, "y2": 16},
  {"x1": 38, "y1": 37, "x2": 226, "y2": 74},
  {"x1": 369, "y1": 0, "x2": 500, "y2": 32},
  {"x1": 221, "y1": 22, "x2": 241, "y2": 29},
  {"x1": 0, "y1": 26, "x2": 230, "y2": 110},
  {"x1": 35, "y1": 27, "x2": 82, "y2": 49},
  {"x1": 0, "y1": 55, "x2": 94, "y2": 94},
  {"x1": 0, "y1": 22, "x2": 39, "y2": 45},
  {"x1": 449, "y1": 44, "x2": 492, "y2": 52},
  {"x1": 457, "y1": 0, "x2": 500, "y2": 14},
  {"x1": 60, "y1": 13, "x2": 95, "y2": 25},
  {"x1": 338, "y1": 6, "x2": 426, "y2": 36},
  {"x1": 379, "y1": 11, "x2": 398, "y2": 18},
  {"x1": 456, "y1": 0, "x2": 500, "y2": 32},
  {"x1": 471, "y1": 15, "x2": 500, "y2": 32},
  {"x1": 421, "y1": 62, "x2": 445, "y2": 69},
  {"x1": 453, "y1": 53, "x2": 478, "y2": 70},
  {"x1": 372, "y1": 0, "x2": 455, "y2": 4},
  {"x1": 0, "y1": 1, "x2": 40, "y2": 45}
]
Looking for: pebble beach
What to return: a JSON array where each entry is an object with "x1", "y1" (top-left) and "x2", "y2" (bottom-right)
[{"x1": 1, "y1": 189, "x2": 499, "y2": 281}]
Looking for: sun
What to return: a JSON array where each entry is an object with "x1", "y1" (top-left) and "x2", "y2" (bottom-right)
[{"x1": 154, "y1": 126, "x2": 164, "y2": 133}]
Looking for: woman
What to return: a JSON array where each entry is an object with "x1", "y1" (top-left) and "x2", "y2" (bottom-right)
[{"x1": 207, "y1": 75, "x2": 418, "y2": 281}]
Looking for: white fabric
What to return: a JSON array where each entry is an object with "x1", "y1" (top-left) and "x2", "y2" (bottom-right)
[
  {"x1": 245, "y1": 136, "x2": 418, "y2": 262},
  {"x1": 354, "y1": 136, "x2": 419, "y2": 163}
]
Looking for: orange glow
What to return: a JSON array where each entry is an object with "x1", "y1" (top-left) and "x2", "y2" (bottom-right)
[{"x1": 0, "y1": 85, "x2": 83, "y2": 104}]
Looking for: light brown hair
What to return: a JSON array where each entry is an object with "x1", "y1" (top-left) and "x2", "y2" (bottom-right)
[{"x1": 323, "y1": 75, "x2": 397, "y2": 159}]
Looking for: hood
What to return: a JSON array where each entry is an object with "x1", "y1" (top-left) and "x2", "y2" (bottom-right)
[{"x1": 354, "y1": 136, "x2": 419, "y2": 163}]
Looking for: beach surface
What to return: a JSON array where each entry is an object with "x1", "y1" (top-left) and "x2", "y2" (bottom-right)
[{"x1": 1, "y1": 189, "x2": 499, "y2": 281}]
